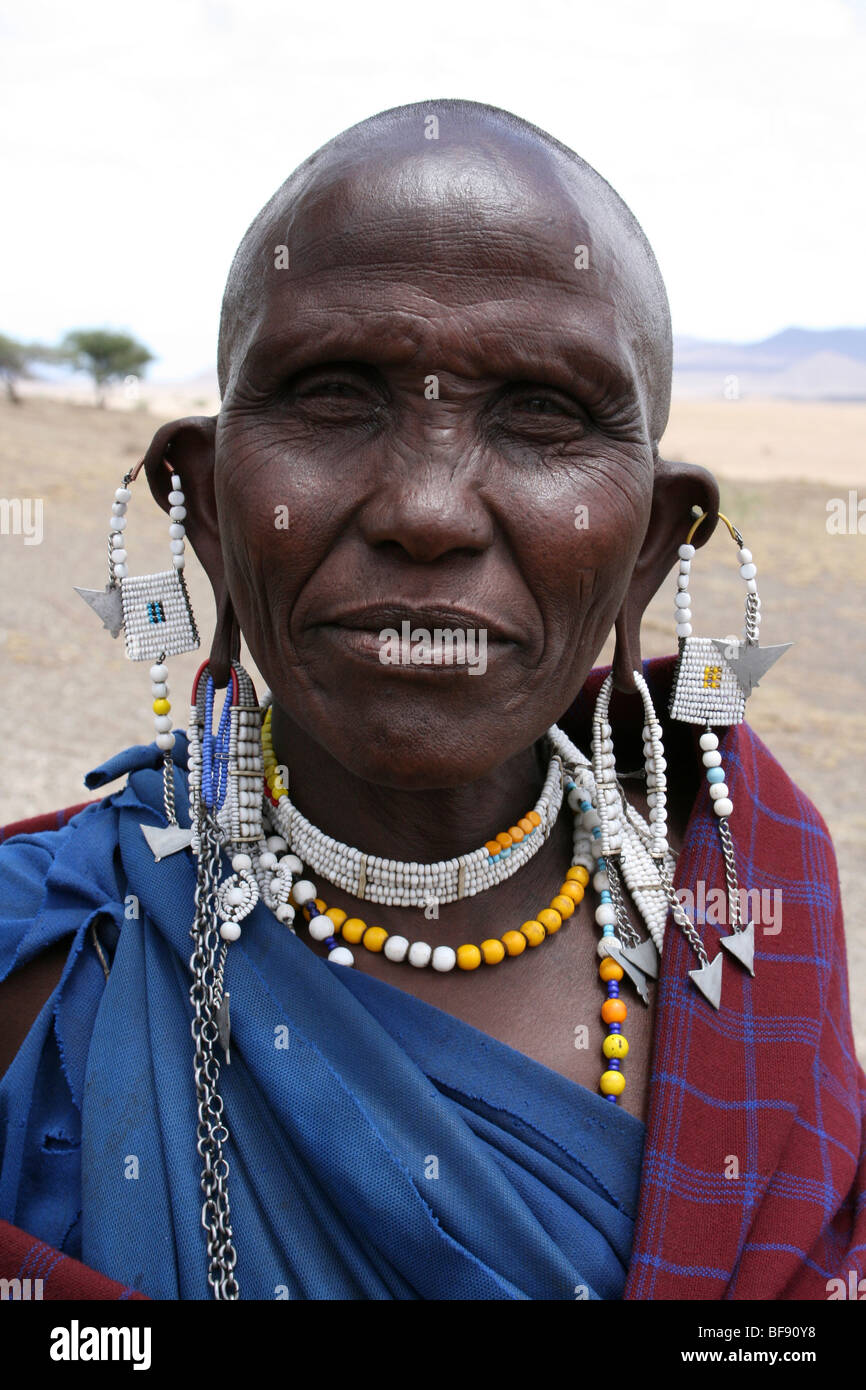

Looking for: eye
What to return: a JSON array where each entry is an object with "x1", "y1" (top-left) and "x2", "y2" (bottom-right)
[
  {"x1": 518, "y1": 394, "x2": 572, "y2": 414},
  {"x1": 493, "y1": 383, "x2": 591, "y2": 438},
  {"x1": 297, "y1": 378, "x2": 364, "y2": 398},
  {"x1": 279, "y1": 363, "x2": 387, "y2": 425}
]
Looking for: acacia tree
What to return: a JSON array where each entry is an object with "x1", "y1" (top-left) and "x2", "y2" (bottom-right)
[
  {"x1": 0, "y1": 333, "x2": 53, "y2": 403},
  {"x1": 61, "y1": 329, "x2": 154, "y2": 406}
]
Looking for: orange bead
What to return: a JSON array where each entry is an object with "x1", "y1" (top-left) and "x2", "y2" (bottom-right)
[
  {"x1": 520, "y1": 920, "x2": 546, "y2": 947},
  {"x1": 495, "y1": 831, "x2": 513, "y2": 849},
  {"x1": 502, "y1": 930, "x2": 527, "y2": 956},
  {"x1": 325, "y1": 908, "x2": 347, "y2": 930},
  {"x1": 550, "y1": 894, "x2": 575, "y2": 920},
  {"x1": 601, "y1": 998, "x2": 627, "y2": 1024},
  {"x1": 599, "y1": 958, "x2": 624, "y2": 982},
  {"x1": 362, "y1": 926, "x2": 388, "y2": 953},
  {"x1": 527, "y1": 811, "x2": 542, "y2": 827},
  {"x1": 507, "y1": 825, "x2": 524, "y2": 843},
  {"x1": 485, "y1": 840, "x2": 502, "y2": 857},
  {"x1": 341, "y1": 917, "x2": 367, "y2": 944},
  {"x1": 457, "y1": 944, "x2": 482, "y2": 970},
  {"x1": 518, "y1": 817, "x2": 534, "y2": 835},
  {"x1": 480, "y1": 938, "x2": 506, "y2": 965},
  {"x1": 536, "y1": 907, "x2": 562, "y2": 933},
  {"x1": 559, "y1": 881, "x2": 584, "y2": 904},
  {"x1": 567, "y1": 866, "x2": 590, "y2": 886}
]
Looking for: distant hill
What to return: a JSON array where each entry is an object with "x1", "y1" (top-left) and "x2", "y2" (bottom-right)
[{"x1": 673, "y1": 327, "x2": 866, "y2": 400}]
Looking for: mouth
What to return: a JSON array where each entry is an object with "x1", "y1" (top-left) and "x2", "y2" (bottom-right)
[{"x1": 311, "y1": 605, "x2": 517, "y2": 672}]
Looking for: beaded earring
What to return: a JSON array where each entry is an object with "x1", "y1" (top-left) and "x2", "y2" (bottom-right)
[
  {"x1": 590, "y1": 670, "x2": 726, "y2": 1008},
  {"x1": 669, "y1": 509, "x2": 792, "y2": 988},
  {"x1": 75, "y1": 461, "x2": 200, "y2": 840},
  {"x1": 186, "y1": 658, "x2": 267, "y2": 1066}
]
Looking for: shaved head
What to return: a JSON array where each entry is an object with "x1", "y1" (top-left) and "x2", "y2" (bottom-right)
[{"x1": 217, "y1": 99, "x2": 673, "y2": 440}]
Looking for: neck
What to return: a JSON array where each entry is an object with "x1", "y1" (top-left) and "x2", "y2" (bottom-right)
[{"x1": 269, "y1": 703, "x2": 558, "y2": 864}]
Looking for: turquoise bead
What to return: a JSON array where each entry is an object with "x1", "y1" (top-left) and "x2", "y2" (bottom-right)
[{"x1": 706, "y1": 766, "x2": 726, "y2": 783}]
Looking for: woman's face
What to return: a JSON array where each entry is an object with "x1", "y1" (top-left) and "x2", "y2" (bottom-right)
[{"x1": 214, "y1": 137, "x2": 662, "y2": 789}]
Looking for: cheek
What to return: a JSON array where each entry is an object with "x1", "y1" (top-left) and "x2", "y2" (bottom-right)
[
  {"x1": 503, "y1": 450, "x2": 651, "y2": 649},
  {"x1": 213, "y1": 429, "x2": 340, "y2": 633}
]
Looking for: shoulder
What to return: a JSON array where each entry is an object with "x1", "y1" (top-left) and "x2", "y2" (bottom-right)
[
  {"x1": 0, "y1": 734, "x2": 191, "y2": 1074},
  {"x1": 0, "y1": 732, "x2": 192, "y2": 969}
]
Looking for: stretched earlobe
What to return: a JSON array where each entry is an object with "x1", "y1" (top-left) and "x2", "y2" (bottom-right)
[
  {"x1": 612, "y1": 454, "x2": 720, "y2": 694},
  {"x1": 140, "y1": 414, "x2": 236, "y2": 688}
]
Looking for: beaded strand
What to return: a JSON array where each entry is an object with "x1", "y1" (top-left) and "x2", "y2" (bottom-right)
[
  {"x1": 261, "y1": 705, "x2": 564, "y2": 907},
  {"x1": 283, "y1": 864, "x2": 590, "y2": 972}
]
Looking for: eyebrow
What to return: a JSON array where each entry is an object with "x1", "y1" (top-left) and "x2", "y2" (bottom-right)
[{"x1": 236, "y1": 298, "x2": 639, "y2": 412}]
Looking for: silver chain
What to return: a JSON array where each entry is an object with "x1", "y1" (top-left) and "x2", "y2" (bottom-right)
[
  {"x1": 162, "y1": 753, "x2": 178, "y2": 826},
  {"x1": 657, "y1": 862, "x2": 710, "y2": 968},
  {"x1": 604, "y1": 858, "x2": 641, "y2": 949},
  {"x1": 717, "y1": 817, "x2": 742, "y2": 931},
  {"x1": 188, "y1": 810, "x2": 239, "y2": 1299}
]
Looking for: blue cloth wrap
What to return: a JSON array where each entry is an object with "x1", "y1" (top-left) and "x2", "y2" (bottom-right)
[{"x1": 0, "y1": 735, "x2": 644, "y2": 1299}]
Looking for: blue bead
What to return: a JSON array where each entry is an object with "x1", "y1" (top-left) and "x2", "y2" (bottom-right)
[
  {"x1": 579, "y1": 800, "x2": 592, "y2": 812},
  {"x1": 597, "y1": 856, "x2": 607, "y2": 869},
  {"x1": 605, "y1": 1093, "x2": 618, "y2": 1104},
  {"x1": 500, "y1": 846, "x2": 511, "y2": 858},
  {"x1": 608, "y1": 983, "x2": 619, "y2": 997},
  {"x1": 608, "y1": 1058, "x2": 621, "y2": 1070},
  {"x1": 325, "y1": 936, "x2": 336, "y2": 950},
  {"x1": 600, "y1": 890, "x2": 612, "y2": 903},
  {"x1": 608, "y1": 1022, "x2": 622, "y2": 1033},
  {"x1": 706, "y1": 766, "x2": 726, "y2": 783}
]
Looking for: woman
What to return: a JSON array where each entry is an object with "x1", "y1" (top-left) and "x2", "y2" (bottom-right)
[{"x1": 1, "y1": 99, "x2": 863, "y2": 1301}]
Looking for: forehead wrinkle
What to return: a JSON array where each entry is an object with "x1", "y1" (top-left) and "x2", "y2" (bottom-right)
[
  {"x1": 235, "y1": 281, "x2": 636, "y2": 404},
  {"x1": 220, "y1": 103, "x2": 672, "y2": 437},
  {"x1": 229, "y1": 236, "x2": 638, "y2": 407}
]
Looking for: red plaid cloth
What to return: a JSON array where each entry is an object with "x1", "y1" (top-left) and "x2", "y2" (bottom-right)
[
  {"x1": 570, "y1": 663, "x2": 866, "y2": 1299},
  {"x1": 0, "y1": 1218, "x2": 149, "y2": 1299}
]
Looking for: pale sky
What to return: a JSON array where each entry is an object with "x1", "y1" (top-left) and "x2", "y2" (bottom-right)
[{"x1": 2, "y1": 0, "x2": 864, "y2": 380}]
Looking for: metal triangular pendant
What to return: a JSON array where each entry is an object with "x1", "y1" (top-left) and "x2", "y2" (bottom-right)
[
  {"x1": 689, "y1": 952, "x2": 723, "y2": 1009},
  {"x1": 606, "y1": 945, "x2": 650, "y2": 1004},
  {"x1": 74, "y1": 583, "x2": 124, "y2": 638},
  {"x1": 619, "y1": 937, "x2": 660, "y2": 980},
  {"x1": 720, "y1": 920, "x2": 755, "y2": 976},
  {"x1": 140, "y1": 823, "x2": 193, "y2": 861}
]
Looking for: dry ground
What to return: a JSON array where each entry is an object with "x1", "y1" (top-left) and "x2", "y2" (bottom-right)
[{"x1": 1, "y1": 396, "x2": 864, "y2": 1062}]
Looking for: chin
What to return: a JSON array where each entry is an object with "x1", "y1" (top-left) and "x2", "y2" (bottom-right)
[{"x1": 309, "y1": 703, "x2": 517, "y2": 790}]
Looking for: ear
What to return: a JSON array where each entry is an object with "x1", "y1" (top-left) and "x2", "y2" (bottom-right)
[
  {"x1": 139, "y1": 415, "x2": 239, "y2": 687},
  {"x1": 612, "y1": 454, "x2": 720, "y2": 693}
]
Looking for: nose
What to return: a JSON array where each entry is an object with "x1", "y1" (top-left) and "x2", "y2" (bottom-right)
[{"x1": 357, "y1": 443, "x2": 496, "y2": 564}]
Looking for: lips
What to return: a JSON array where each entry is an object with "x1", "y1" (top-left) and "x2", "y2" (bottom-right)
[{"x1": 312, "y1": 604, "x2": 519, "y2": 643}]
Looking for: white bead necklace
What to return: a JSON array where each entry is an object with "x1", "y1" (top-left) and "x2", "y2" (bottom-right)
[{"x1": 269, "y1": 738, "x2": 566, "y2": 908}]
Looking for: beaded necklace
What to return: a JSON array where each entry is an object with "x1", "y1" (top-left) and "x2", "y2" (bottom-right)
[
  {"x1": 239, "y1": 703, "x2": 676, "y2": 1105},
  {"x1": 262, "y1": 707, "x2": 563, "y2": 906}
]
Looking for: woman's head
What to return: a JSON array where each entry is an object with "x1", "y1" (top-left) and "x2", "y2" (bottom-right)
[{"x1": 143, "y1": 99, "x2": 718, "y2": 789}]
